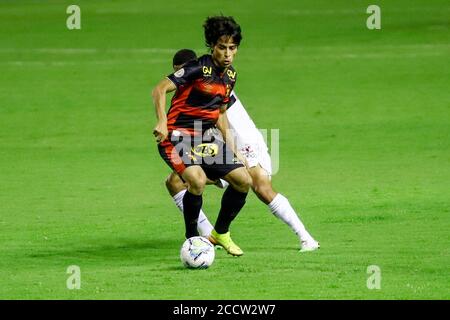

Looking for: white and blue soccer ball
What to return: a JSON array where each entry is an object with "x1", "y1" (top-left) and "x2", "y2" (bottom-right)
[{"x1": 180, "y1": 236, "x2": 215, "y2": 269}]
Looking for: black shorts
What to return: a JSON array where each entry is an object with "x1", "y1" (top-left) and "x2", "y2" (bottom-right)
[{"x1": 158, "y1": 128, "x2": 244, "y2": 181}]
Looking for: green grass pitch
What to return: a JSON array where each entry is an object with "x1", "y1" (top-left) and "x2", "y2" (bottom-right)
[{"x1": 0, "y1": 0, "x2": 449, "y2": 299}]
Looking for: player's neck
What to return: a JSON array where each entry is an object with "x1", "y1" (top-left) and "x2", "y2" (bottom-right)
[{"x1": 211, "y1": 55, "x2": 227, "y2": 73}]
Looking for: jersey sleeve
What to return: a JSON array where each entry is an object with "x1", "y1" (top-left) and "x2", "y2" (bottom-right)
[
  {"x1": 223, "y1": 68, "x2": 237, "y2": 106},
  {"x1": 167, "y1": 60, "x2": 202, "y2": 88},
  {"x1": 227, "y1": 92, "x2": 237, "y2": 109},
  {"x1": 223, "y1": 78, "x2": 236, "y2": 105}
]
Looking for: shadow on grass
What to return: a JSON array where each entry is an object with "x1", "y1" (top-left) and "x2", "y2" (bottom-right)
[{"x1": 25, "y1": 237, "x2": 180, "y2": 262}]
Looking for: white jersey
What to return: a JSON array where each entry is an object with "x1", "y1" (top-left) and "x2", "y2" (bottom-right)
[{"x1": 226, "y1": 91, "x2": 272, "y2": 175}]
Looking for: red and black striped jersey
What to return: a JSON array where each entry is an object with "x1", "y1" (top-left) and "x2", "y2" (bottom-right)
[{"x1": 166, "y1": 54, "x2": 236, "y2": 136}]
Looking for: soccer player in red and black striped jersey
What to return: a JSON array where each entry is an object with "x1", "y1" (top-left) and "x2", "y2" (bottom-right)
[
  {"x1": 166, "y1": 49, "x2": 320, "y2": 253},
  {"x1": 152, "y1": 16, "x2": 250, "y2": 256}
]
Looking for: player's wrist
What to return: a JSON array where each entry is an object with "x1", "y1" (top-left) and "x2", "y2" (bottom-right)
[{"x1": 156, "y1": 118, "x2": 167, "y2": 127}]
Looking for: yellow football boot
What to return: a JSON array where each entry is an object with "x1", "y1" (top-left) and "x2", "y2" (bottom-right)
[{"x1": 209, "y1": 230, "x2": 244, "y2": 256}]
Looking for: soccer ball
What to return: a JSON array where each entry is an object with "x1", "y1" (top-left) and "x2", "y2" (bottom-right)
[{"x1": 180, "y1": 236, "x2": 215, "y2": 269}]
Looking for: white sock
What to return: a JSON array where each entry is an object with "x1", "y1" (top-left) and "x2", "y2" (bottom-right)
[
  {"x1": 268, "y1": 193, "x2": 314, "y2": 243},
  {"x1": 172, "y1": 190, "x2": 214, "y2": 237}
]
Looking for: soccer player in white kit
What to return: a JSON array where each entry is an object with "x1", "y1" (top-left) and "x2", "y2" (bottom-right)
[{"x1": 164, "y1": 49, "x2": 320, "y2": 252}]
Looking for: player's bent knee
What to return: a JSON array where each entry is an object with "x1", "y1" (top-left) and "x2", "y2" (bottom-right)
[
  {"x1": 230, "y1": 168, "x2": 251, "y2": 193},
  {"x1": 165, "y1": 172, "x2": 186, "y2": 196},
  {"x1": 165, "y1": 175, "x2": 173, "y2": 192},
  {"x1": 187, "y1": 173, "x2": 206, "y2": 187},
  {"x1": 165, "y1": 173, "x2": 176, "y2": 188},
  {"x1": 182, "y1": 167, "x2": 207, "y2": 194}
]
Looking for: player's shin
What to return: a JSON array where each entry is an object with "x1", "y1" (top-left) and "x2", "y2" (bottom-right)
[
  {"x1": 182, "y1": 190, "x2": 203, "y2": 238},
  {"x1": 172, "y1": 189, "x2": 213, "y2": 237},
  {"x1": 214, "y1": 186, "x2": 248, "y2": 234},
  {"x1": 268, "y1": 193, "x2": 314, "y2": 242}
]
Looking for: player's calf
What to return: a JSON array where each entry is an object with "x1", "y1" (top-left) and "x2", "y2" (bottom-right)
[
  {"x1": 165, "y1": 172, "x2": 186, "y2": 197},
  {"x1": 213, "y1": 168, "x2": 249, "y2": 240},
  {"x1": 248, "y1": 165, "x2": 277, "y2": 204},
  {"x1": 180, "y1": 166, "x2": 207, "y2": 238}
]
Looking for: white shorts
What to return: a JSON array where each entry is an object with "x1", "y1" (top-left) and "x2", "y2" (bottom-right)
[{"x1": 226, "y1": 92, "x2": 272, "y2": 176}]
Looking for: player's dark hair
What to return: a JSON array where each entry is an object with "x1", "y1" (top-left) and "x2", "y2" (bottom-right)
[
  {"x1": 203, "y1": 15, "x2": 242, "y2": 50},
  {"x1": 172, "y1": 49, "x2": 197, "y2": 67}
]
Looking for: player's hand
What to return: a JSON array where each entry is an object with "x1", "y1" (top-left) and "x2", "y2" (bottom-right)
[
  {"x1": 153, "y1": 121, "x2": 168, "y2": 143},
  {"x1": 236, "y1": 152, "x2": 249, "y2": 168}
]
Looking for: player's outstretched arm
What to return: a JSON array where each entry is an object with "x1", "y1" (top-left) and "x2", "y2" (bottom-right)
[
  {"x1": 216, "y1": 105, "x2": 234, "y2": 149},
  {"x1": 152, "y1": 78, "x2": 176, "y2": 143}
]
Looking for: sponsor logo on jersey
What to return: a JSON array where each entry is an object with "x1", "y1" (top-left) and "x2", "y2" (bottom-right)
[
  {"x1": 202, "y1": 66, "x2": 212, "y2": 76},
  {"x1": 241, "y1": 145, "x2": 257, "y2": 158},
  {"x1": 226, "y1": 84, "x2": 231, "y2": 97},
  {"x1": 174, "y1": 68, "x2": 185, "y2": 78},
  {"x1": 187, "y1": 153, "x2": 198, "y2": 162},
  {"x1": 227, "y1": 69, "x2": 236, "y2": 79},
  {"x1": 192, "y1": 143, "x2": 218, "y2": 157}
]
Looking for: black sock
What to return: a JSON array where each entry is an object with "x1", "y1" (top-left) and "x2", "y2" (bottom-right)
[
  {"x1": 182, "y1": 190, "x2": 202, "y2": 238},
  {"x1": 215, "y1": 186, "x2": 248, "y2": 234}
]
